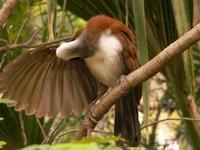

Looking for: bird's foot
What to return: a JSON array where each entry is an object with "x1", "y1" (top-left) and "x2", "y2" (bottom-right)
[
  {"x1": 87, "y1": 100, "x2": 99, "y2": 123},
  {"x1": 117, "y1": 75, "x2": 130, "y2": 94},
  {"x1": 87, "y1": 110, "x2": 98, "y2": 123},
  {"x1": 87, "y1": 89, "x2": 109, "y2": 124},
  {"x1": 117, "y1": 75, "x2": 127, "y2": 85}
]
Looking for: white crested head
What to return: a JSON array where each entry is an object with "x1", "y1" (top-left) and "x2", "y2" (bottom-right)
[{"x1": 56, "y1": 39, "x2": 80, "y2": 60}]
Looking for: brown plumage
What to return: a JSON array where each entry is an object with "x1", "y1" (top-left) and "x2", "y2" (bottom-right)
[
  {"x1": 0, "y1": 15, "x2": 142, "y2": 146},
  {"x1": 0, "y1": 49, "x2": 98, "y2": 117}
]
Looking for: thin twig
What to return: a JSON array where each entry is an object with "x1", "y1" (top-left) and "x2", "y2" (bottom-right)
[
  {"x1": 141, "y1": 117, "x2": 200, "y2": 130},
  {"x1": 0, "y1": 35, "x2": 73, "y2": 52},
  {"x1": 35, "y1": 117, "x2": 47, "y2": 139},
  {"x1": 53, "y1": 129, "x2": 77, "y2": 143},
  {"x1": 26, "y1": 28, "x2": 43, "y2": 44},
  {"x1": 0, "y1": 39, "x2": 9, "y2": 44},
  {"x1": 54, "y1": 129, "x2": 112, "y2": 143},
  {"x1": 14, "y1": 3, "x2": 34, "y2": 44},
  {"x1": 125, "y1": 0, "x2": 129, "y2": 26},
  {"x1": 19, "y1": 112, "x2": 27, "y2": 146},
  {"x1": 58, "y1": 0, "x2": 67, "y2": 37},
  {"x1": 0, "y1": 28, "x2": 42, "y2": 52},
  {"x1": 42, "y1": 118, "x2": 64, "y2": 144},
  {"x1": 47, "y1": 0, "x2": 57, "y2": 40},
  {"x1": 66, "y1": 13, "x2": 75, "y2": 33}
]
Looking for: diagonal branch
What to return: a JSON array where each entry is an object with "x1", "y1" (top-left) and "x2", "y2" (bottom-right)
[
  {"x1": 74, "y1": 23, "x2": 200, "y2": 140},
  {"x1": 0, "y1": 0, "x2": 20, "y2": 31}
]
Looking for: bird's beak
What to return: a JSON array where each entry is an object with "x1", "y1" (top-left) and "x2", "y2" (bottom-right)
[{"x1": 56, "y1": 39, "x2": 84, "y2": 61}]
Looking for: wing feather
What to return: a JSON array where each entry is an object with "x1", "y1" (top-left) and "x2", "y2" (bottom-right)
[
  {"x1": 14, "y1": 62, "x2": 42, "y2": 111},
  {"x1": 35, "y1": 61, "x2": 54, "y2": 117},
  {"x1": 61, "y1": 62, "x2": 73, "y2": 117},
  {"x1": 0, "y1": 48, "x2": 98, "y2": 118},
  {"x1": 26, "y1": 60, "x2": 52, "y2": 115},
  {"x1": 70, "y1": 60, "x2": 84, "y2": 115}
]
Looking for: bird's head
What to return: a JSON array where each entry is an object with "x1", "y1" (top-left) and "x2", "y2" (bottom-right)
[{"x1": 56, "y1": 15, "x2": 130, "y2": 61}]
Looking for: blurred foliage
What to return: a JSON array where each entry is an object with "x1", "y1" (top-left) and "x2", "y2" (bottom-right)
[
  {"x1": 193, "y1": 45, "x2": 200, "y2": 103},
  {"x1": 0, "y1": 99, "x2": 15, "y2": 104},
  {"x1": 0, "y1": 141, "x2": 6, "y2": 149},
  {"x1": 0, "y1": 118, "x2": 6, "y2": 149},
  {"x1": 0, "y1": 0, "x2": 199, "y2": 150},
  {"x1": 21, "y1": 145, "x2": 50, "y2": 150},
  {"x1": 22, "y1": 136, "x2": 122, "y2": 150}
]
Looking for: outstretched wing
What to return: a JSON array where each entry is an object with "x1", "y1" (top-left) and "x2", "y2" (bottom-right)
[{"x1": 0, "y1": 47, "x2": 98, "y2": 118}]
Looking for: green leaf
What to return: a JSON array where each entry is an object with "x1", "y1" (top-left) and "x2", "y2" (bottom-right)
[
  {"x1": 0, "y1": 141, "x2": 6, "y2": 149},
  {"x1": 21, "y1": 144, "x2": 50, "y2": 150},
  {"x1": 72, "y1": 136, "x2": 120, "y2": 144},
  {"x1": 51, "y1": 143, "x2": 100, "y2": 150},
  {"x1": 74, "y1": 18, "x2": 86, "y2": 28},
  {"x1": 0, "y1": 99, "x2": 16, "y2": 104},
  {"x1": 103, "y1": 144, "x2": 122, "y2": 150}
]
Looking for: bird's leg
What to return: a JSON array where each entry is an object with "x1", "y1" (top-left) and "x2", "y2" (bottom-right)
[
  {"x1": 87, "y1": 88, "x2": 111, "y2": 124},
  {"x1": 87, "y1": 94, "x2": 103, "y2": 124},
  {"x1": 86, "y1": 76, "x2": 128, "y2": 136},
  {"x1": 86, "y1": 99, "x2": 98, "y2": 136},
  {"x1": 117, "y1": 75, "x2": 126, "y2": 85},
  {"x1": 116, "y1": 75, "x2": 130, "y2": 94},
  {"x1": 87, "y1": 84, "x2": 108, "y2": 124}
]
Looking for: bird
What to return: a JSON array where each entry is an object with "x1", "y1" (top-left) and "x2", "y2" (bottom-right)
[{"x1": 0, "y1": 15, "x2": 142, "y2": 146}]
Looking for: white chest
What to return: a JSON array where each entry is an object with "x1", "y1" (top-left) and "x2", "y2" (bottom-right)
[{"x1": 85, "y1": 30, "x2": 124, "y2": 87}]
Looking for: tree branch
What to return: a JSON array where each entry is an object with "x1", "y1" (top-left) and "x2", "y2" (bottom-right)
[
  {"x1": 42, "y1": 119, "x2": 64, "y2": 144},
  {"x1": 74, "y1": 23, "x2": 200, "y2": 140},
  {"x1": 35, "y1": 117, "x2": 47, "y2": 139},
  {"x1": 19, "y1": 112, "x2": 27, "y2": 146},
  {"x1": 0, "y1": 35, "x2": 73, "y2": 52},
  {"x1": 140, "y1": 117, "x2": 200, "y2": 130},
  {"x1": 0, "y1": 0, "x2": 20, "y2": 31}
]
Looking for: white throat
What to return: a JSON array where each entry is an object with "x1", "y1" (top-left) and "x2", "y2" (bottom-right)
[
  {"x1": 85, "y1": 29, "x2": 124, "y2": 87},
  {"x1": 98, "y1": 29, "x2": 122, "y2": 55}
]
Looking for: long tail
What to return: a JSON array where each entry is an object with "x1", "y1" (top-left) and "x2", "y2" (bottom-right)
[{"x1": 114, "y1": 92, "x2": 140, "y2": 146}]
